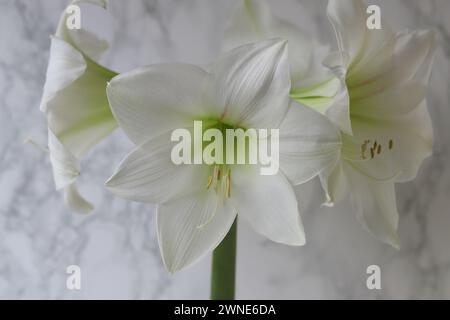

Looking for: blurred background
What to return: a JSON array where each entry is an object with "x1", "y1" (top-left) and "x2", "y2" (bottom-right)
[{"x1": 0, "y1": 0, "x2": 449, "y2": 299}]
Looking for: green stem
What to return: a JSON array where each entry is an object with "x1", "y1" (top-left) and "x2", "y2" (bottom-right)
[{"x1": 210, "y1": 218, "x2": 237, "y2": 300}]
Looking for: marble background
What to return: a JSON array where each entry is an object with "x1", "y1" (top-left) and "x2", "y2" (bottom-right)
[{"x1": 0, "y1": 0, "x2": 449, "y2": 299}]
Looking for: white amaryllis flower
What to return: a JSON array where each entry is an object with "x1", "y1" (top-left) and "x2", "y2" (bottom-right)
[
  {"x1": 223, "y1": 0, "x2": 349, "y2": 130},
  {"x1": 105, "y1": 40, "x2": 341, "y2": 272},
  {"x1": 40, "y1": 0, "x2": 117, "y2": 213},
  {"x1": 319, "y1": 0, "x2": 437, "y2": 248}
]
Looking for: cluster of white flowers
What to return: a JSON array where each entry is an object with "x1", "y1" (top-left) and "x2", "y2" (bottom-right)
[{"x1": 41, "y1": 0, "x2": 437, "y2": 273}]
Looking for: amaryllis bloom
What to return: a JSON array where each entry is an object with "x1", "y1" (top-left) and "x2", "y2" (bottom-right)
[
  {"x1": 40, "y1": 0, "x2": 117, "y2": 212},
  {"x1": 319, "y1": 0, "x2": 437, "y2": 247},
  {"x1": 223, "y1": 0, "x2": 345, "y2": 120},
  {"x1": 105, "y1": 40, "x2": 341, "y2": 272}
]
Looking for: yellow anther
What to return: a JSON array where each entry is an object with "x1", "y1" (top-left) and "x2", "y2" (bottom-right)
[
  {"x1": 206, "y1": 175, "x2": 213, "y2": 189},
  {"x1": 225, "y1": 169, "x2": 231, "y2": 198},
  {"x1": 213, "y1": 166, "x2": 219, "y2": 181},
  {"x1": 389, "y1": 139, "x2": 394, "y2": 150},
  {"x1": 361, "y1": 140, "x2": 370, "y2": 160},
  {"x1": 206, "y1": 165, "x2": 231, "y2": 199}
]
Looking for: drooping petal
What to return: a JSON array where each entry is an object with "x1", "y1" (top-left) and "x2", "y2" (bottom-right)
[
  {"x1": 208, "y1": 39, "x2": 291, "y2": 129},
  {"x1": 43, "y1": 38, "x2": 117, "y2": 158},
  {"x1": 48, "y1": 130, "x2": 93, "y2": 213},
  {"x1": 229, "y1": 165, "x2": 305, "y2": 245},
  {"x1": 345, "y1": 163, "x2": 401, "y2": 249},
  {"x1": 157, "y1": 191, "x2": 237, "y2": 273},
  {"x1": 42, "y1": 0, "x2": 116, "y2": 158},
  {"x1": 106, "y1": 130, "x2": 210, "y2": 204},
  {"x1": 40, "y1": 37, "x2": 86, "y2": 113},
  {"x1": 223, "y1": 0, "x2": 336, "y2": 94},
  {"x1": 278, "y1": 102, "x2": 341, "y2": 186},
  {"x1": 48, "y1": 129, "x2": 79, "y2": 189},
  {"x1": 56, "y1": 0, "x2": 110, "y2": 61},
  {"x1": 106, "y1": 64, "x2": 211, "y2": 145},
  {"x1": 41, "y1": 0, "x2": 117, "y2": 212},
  {"x1": 64, "y1": 184, "x2": 94, "y2": 214}
]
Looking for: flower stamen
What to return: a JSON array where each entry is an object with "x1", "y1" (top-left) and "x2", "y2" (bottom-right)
[
  {"x1": 360, "y1": 138, "x2": 394, "y2": 160},
  {"x1": 206, "y1": 175, "x2": 213, "y2": 189},
  {"x1": 206, "y1": 165, "x2": 231, "y2": 199},
  {"x1": 224, "y1": 168, "x2": 231, "y2": 198},
  {"x1": 360, "y1": 140, "x2": 370, "y2": 160}
]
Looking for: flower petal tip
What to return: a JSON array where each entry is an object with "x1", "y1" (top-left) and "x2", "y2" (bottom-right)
[
  {"x1": 104, "y1": 174, "x2": 117, "y2": 188},
  {"x1": 267, "y1": 38, "x2": 288, "y2": 51},
  {"x1": 296, "y1": 237, "x2": 306, "y2": 247},
  {"x1": 165, "y1": 263, "x2": 178, "y2": 275},
  {"x1": 287, "y1": 229, "x2": 306, "y2": 247},
  {"x1": 321, "y1": 201, "x2": 335, "y2": 208},
  {"x1": 390, "y1": 235, "x2": 401, "y2": 251},
  {"x1": 161, "y1": 255, "x2": 181, "y2": 275},
  {"x1": 64, "y1": 185, "x2": 94, "y2": 214}
]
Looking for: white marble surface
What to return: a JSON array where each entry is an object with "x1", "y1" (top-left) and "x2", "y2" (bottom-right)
[{"x1": 0, "y1": 0, "x2": 449, "y2": 299}]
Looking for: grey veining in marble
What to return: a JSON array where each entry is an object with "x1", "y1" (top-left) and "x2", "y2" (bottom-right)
[{"x1": 0, "y1": 0, "x2": 449, "y2": 299}]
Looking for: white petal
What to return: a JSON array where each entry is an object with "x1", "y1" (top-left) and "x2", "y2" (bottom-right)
[
  {"x1": 40, "y1": 37, "x2": 86, "y2": 113},
  {"x1": 327, "y1": 0, "x2": 394, "y2": 70},
  {"x1": 319, "y1": 158, "x2": 349, "y2": 207},
  {"x1": 327, "y1": 0, "x2": 366, "y2": 65},
  {"x1": 64, "y1": 184, "x2": 94, "y2": 214},
  {"x1": 223, "y1": 0, "x2": 335, "y2": 95},
  {"x1": 350, "y1": 82, "x2": 426, "y2": 117},
  {"x1": 106, "y1": 64, "x2": 210, "y2": 145},
  {"x1": 157, "y1": 191, "x2": 237, "y2": 273},
  {"x1": 208, "y1": 39, "x2": 291, "y2": 129},
  {"x1": 106, "y1": 130, "x2": 210, "y2": 204},
  {"x1": 56, "y1": 0, "x2": 110, "y2": 61},
  {"x1": 319, "y1": 51, "x2": 353, "y2": 135},
  {"x1": 66, "y1": 29, "x2": 109, "y2": 63},
  {"x1": 278, "y1": 102, "x2": 341, "y2": 185},
  {"x1": 41, "y1": 0, "x2": 115, "y2": 213},
  {"x1": 229, "y1": 165, "x2": 305, "y2": 245},
  {"x1": 348, "y1": 30, "x2": 437, "y2": 99},
  {"x1": 48, "y1": 130, "x2": 93, "y2": 213},
  {"x1": 42, "y1": 37, "x2": 117, "y2": 158},
  {"x1": 48, "y1": 129, "x2": 79, "y2": 189},
  {"x1": 387, "y1": 30, "x2": 437, "y2": 86},
  {"x1": 42, "y1": 0, "x2": 116, "y2": 159},
  {"x1": 325, "y1": 80, "x2": 352, "y2": 135},
  {"x1": 345, "y1": 163, "x2": 400, "y2": 249}
]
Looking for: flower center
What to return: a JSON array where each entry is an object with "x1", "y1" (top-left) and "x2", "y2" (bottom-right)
[
  {"x1": 198, "y1": 120, "x2": 236, "y2": 200},
  {"x1": 340, "y1": 132, "x2": 395, "y2": 162}
]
